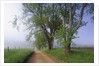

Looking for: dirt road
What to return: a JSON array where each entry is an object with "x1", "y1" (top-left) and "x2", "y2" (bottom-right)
[{"x1": 26, "y1": 50, "x2": 61, "y2": 63}]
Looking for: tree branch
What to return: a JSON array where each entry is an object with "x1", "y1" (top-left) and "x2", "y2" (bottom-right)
[
  {"x1": 23, "y1": 4, "x2": 36, "y2": 15},
  {"x1": 72, "y1": 3, "x2": 76, "y2": 23},
  {"x1": 41, "y1": 25, "x2": 50, "y2": 42},
  {"x1": 69, "y1": 3, "x2": 72, "y2": 28},
  {"x1": 73, "y1": 3, "x2": 87, "y2": 34}
]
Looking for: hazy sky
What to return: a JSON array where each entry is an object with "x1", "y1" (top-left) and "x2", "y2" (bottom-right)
[
  {"x1": 4, "y1": 3, "x2": 25, "y2": 41},
  {"x1": 4, "y1": 3, "x2": 94, "y2": 48},
  {"x1": 4, "y1": 3, "x2": 33, "y2": 48}
]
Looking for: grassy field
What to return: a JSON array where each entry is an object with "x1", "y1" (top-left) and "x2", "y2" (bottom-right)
[
  {"x1": 4, "y1": 49, "x2": 33, "y2": 63},
  {"x1": 43, "y1": 48, "x2": 94, "y2": 63}
]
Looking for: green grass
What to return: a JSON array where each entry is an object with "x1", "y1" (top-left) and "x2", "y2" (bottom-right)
[
  {"x1": 4, "y1": 49, "x2": 33, "y2": 63},
  {"x1": 42, "y1": 48, "x2": 94, "y2": 63}
]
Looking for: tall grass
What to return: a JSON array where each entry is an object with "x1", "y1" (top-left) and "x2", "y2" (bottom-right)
[
  {"x1": 4, "y1": 49, "x2": 33, "y2": 63},
  {"x1": 43, "y1": 48, "x2": 94, "y2": 63}
]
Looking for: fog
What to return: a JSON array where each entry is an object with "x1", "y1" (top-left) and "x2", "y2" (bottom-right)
[
  {"x1": 4, "y1": 3, "x2": 94, "y2": 49},
  {"x1": 4, "y1": 3, "x2": 32, "y2": 49}
]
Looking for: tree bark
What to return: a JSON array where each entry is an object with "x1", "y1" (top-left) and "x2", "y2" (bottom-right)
[
  {"x1": 48, "y1": 42, "x2": 52, "y2": 50},
  {"x1": 64, "y1": 34, "x2": 72, "y2": 56},
  {"x1": 64, "y1": 44, "x2": 71, "y2": 56},
  {"x1": 64, "y1": 3, "x2": 72, "y2": 56},
  {"x1": 69, "y1": 3, "x2": 72, "y2": 28},
  {"x1": 73, "y1": 3, "x2": 87, "y2": 33},
  {"x1": 48, "y1": 37, "x2": 54, "y2": 50}
]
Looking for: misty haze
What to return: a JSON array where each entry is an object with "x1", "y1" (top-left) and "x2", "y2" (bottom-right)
[
  {"x1": 4, "y1": 4, "x2": 94, "y2": 49},
  {"x1": 4, "y1": 3, "x2": 94, "y2": 63}
]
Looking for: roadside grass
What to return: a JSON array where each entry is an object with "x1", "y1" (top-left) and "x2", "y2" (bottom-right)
[
  {"x1": 42, "y1": 48, "x2": 94, "y2": 63},
  {"x1": 4, "y1": 49, "x2": 33, "y2": 63}
]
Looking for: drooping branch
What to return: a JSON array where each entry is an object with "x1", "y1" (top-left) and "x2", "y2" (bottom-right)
[{"x1": 41, "y1": 25, "x2": 50, "y2": 42}]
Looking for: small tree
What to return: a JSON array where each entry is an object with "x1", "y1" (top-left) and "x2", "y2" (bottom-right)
[{"x1": 33, "y1": 30, "x2": 47, "y2": 50}]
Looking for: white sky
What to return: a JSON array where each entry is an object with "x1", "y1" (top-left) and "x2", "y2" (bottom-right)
[
  {"x1": 4, "y1": 3, "x2": 33, "y2": 48},
  {"x1": 4, "y1": 3, "x2": 26, "y2": 41}
]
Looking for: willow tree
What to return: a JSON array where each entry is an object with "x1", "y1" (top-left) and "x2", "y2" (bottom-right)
[
  {"x1": 22, "y1": 3, "x2": 62, "y2": 50},
  {"x1": 54, "y1": 3, "x2": 94, "y2": 55}
]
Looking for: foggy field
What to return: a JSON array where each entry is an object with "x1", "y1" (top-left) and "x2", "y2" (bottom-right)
[
  {"x1": 4, "y1": 49, "x2": 33, "y2": 63},
  {"x1": 43, "y1": 48, "x2": 94, "y2": 63}
]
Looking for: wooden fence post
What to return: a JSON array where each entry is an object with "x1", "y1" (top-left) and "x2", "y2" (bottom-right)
[{"x1": 7, "y1": 46, "x2": 9, "y2": 52}]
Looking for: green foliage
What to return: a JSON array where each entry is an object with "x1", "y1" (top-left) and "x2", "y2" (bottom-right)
[
  {"x1": 4, "y1": 49, "x2": 33, "y2": 63},
  {"x1": 53, "y1": 3, "x2": 93, "y2": 48},
  {"x1": 53, "y1": 26, "x2": 78, "y2": 47},
  {"x1": 43, "y1": 48, "x2": 94, "y2": 63},
  {"x1": 11, "y1": 3, "x2": 94, "y2": 50},
  {"x1": 54, "y1": 27, "x2": 65, "y2": 46},
  {"x1": 33, "y1": 30, "x2": 47, "y2": 49},
  {"x1": 10, "y1": 15, "x2": 20, "y2": 31},
  {"x1": 22, "y1": 3, "x2": 62, "y2": 49}
]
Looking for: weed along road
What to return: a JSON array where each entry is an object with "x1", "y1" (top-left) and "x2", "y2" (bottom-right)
[{"x1": 26, "y1": 50, "x2": 61, "y2": 63}]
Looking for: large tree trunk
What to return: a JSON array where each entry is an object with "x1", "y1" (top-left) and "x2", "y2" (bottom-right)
[
  {"x1": 48, "y1": 42, "x2": 52, "y2": 50},
  {"x1": 41, "y1": 25, "x2": 55, "y2": 50},
  {"x1": 64, "y1": 3, "x2": 72, "y2": 56},
  {"x1": 64, "y1": 36, "x2": 72, "y2": 56},
  {"x1": 48, "y1": 37, "x2": 54, "y2": 50},
  {"x1": 64, "y1": 44, "x2": 71, "y2": 56}
]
